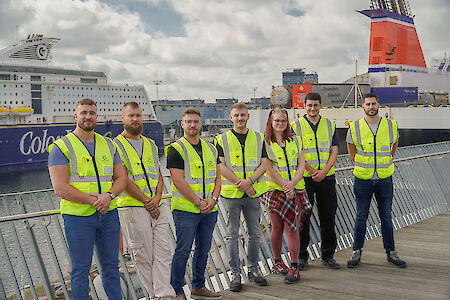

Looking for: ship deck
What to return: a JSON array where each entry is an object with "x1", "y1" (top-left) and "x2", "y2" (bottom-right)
[{"x1": 221, "y1": 211, "x2": 450, "y2": 299}]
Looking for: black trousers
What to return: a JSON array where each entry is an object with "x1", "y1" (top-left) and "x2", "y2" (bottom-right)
[{"x1": 299, "y1": 175, "x2": 338, "y2": 260}]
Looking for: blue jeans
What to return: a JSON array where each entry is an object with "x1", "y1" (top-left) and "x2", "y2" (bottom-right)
[
  {"x1": 170, "y1": 210, "x2": 218, "y2": 295},
  {"x1": 63, "y1": 209, "x2": 121, "y2": 300},
  {"x1": 352, "y1": 176, "x2": 395, "y2": 253}
]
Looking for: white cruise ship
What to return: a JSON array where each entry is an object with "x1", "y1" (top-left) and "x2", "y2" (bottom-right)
[{"x1": 0, "y1": 34, "x2": 163, "y2": 173}]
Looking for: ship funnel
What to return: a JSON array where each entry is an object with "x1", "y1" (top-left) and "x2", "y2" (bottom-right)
[{"x1": 359, "y1": 8, "x2": 426, "y2": 69}]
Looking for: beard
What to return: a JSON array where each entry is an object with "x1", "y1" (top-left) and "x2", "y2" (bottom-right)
[
  {"x1": 78, "y1": 120, "x2": 96, "y2": 131},
  {"x1": 365, "y1": 108, "x2": 379, "y2": 116},
  {"x1": 125, "y1": 123, "x2": 143, "y2": 136},
  {"x1": 185, "y1": 127, "x2": 199, "y2": 137}
]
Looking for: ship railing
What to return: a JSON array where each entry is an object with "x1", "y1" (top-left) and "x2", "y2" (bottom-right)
[{"x1": 0, "y1": 141, "x2": 449, "y2": 299}]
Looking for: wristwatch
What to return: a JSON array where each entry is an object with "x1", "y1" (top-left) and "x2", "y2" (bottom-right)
[
  {"x1": 212, "y1": 196, "x2": 219, "y2": 204},
  {"x1": 107, "y1": 191, "x2": 116, "y2": 199}
]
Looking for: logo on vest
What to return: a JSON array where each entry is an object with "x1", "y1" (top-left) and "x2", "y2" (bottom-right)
[{"x1": 102, "y1": 155, "x2": 107, "y2": 161}]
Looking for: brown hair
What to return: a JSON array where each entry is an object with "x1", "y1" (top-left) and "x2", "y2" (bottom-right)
[
  {"x1": 182, "y1": 108, "x2": 201, "y2": 118},
  {"x1": 230, "y1": 102, "x2": 248, "y2": 112},
  {"x1": 76, "y1": 98, "x2": 96, "y2": 108},
  {"x1": 363, "y1": 93, "x2": 379, "y2": 103},
  {"x1": 122, "y1": 101, "x2": 141, "y2": 114},
  {"x1": 264, "y1": 109, "x2": 293, "y2": 143}
]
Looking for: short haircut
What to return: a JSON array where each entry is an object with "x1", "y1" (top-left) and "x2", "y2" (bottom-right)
[
  {"x1": 363, "y1": 93, "x2": 379, "y2": 102},
  {"x1": 304, "y1": 92, "x2": 321, "y2": 104},
  {"x1": 230, "y1": 102, "x2": 248, "y2": 112},
  {"x1": 122, "y1": 101, "x2": 141, "y2": 114},
  {"x1": 76, "y1": 98, "x2": 96, "y2": 108},
  {"x1": 182, "y1": 108, "x2": 201, "y2": 118}
]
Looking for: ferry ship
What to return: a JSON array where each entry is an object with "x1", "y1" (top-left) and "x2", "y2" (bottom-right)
[
  {"x1": 253, "y1": 0, "x2": 450, "y2": 148},
  {"x1": 0, "y1": 34, "x2": 163, "y2": 173}
]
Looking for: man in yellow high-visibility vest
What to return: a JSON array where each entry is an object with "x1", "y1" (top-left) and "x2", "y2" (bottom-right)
[
  {"x1": 166, "y1": 109, "x2": 222, "y2": 300},
  {"x1": 291, "y1": 92, "x2": 340, "y2": 270},
  {"x1": 48, "y1": 98, "x2": 127, "y2": 299},
  {"x1": 346, "y1": 93, "x2": 406, "y2": 268},
  {"x1": 114, "y1": 102, "x2": 175, "y2": 299},
  {"x1": 215, "y1": 102, "x2": 270, "y2": 292}
]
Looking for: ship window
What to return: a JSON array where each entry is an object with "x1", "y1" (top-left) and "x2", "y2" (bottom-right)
[{"x1": 21, "y1": 101, "x2": 24, "y2": 104}]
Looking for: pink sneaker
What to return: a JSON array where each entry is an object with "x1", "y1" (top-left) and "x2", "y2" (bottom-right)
[
  {"x1": 272, "y1": 260, "x2": 289, "y2": 275},
  {"x1": 284, "y1": 267, "x2": 300, "y2": 284}
]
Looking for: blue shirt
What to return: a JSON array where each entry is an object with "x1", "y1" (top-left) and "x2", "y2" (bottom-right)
[{"x1": 48, "y1": 139, "x2": 122, "y2": 167}]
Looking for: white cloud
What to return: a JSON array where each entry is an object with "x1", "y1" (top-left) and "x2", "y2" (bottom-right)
[{"x1": 0, "y1": 0, "x2": 448, "y2": 102}]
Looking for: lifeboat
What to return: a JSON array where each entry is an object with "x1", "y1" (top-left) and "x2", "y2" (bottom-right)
[
  {"x1": 9, "y1": 106, "x2": 34, "y2": 116},
  {"x1": 0, "y1": 106, "x2": 9, "y2": 118}
]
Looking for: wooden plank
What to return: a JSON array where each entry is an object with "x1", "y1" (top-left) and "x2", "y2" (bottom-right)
[{"x1": 219, "y1": 211, "x2": 450, "y2": 299}]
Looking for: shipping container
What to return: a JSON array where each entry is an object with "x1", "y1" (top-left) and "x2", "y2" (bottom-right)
[
  {"x1": 311, "y1": 83, "x2": 371, "y2": 107},
  {"x1": 371, "y1": 87, "x2": 418, "y2": 106},
  {"x1": 292, "y1": 84, "x2": 312, "y2": 108}
]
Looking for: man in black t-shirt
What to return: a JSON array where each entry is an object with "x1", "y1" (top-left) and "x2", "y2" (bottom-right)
[
  {"x1": 166, "y1": 109, "x2": 222, "y2": 300},
  {"x1": 215, "y1": 102, "x2": 270, "y2": 292}
]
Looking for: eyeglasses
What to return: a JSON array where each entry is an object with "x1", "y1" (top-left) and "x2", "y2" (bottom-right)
[
  {"x1": 273, "y1": 119, "x2": 287, "y2": 124},
  {"x1": 183, "y1": 119, "x2": 201, "y2": 124}
]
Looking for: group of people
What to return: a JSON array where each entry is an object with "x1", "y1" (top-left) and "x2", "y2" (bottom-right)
[{"x1": 48, "y1": 92, "x2": 406, "y2": 300}]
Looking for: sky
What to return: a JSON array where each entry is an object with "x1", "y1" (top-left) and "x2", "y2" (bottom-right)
[{"x1": 0, "y1": 0, "x2": 449, "y2": 102}]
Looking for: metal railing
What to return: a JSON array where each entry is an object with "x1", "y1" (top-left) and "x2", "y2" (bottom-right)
[{"x1": 0, "y1": 141, "x2": 449, "y2": 299}]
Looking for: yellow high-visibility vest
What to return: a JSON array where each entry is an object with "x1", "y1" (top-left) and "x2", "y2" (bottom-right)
[
  {"x1": 164, "y1": 137, "x2": 218, "y2": 213},
  {"x1": 215, "y1": 130, "x2": 268, "y2": 198},
  {"x1": 49, "y1": 132, "x2": 116, "y2": 216},
  {"x1": 265, "y1": 136, "x2": 305, "y2": 191},
  {"x1": 349, "y1": 118, "x2": 398, "y2": 179},
  {"x1": 291, "y1": 116, "x2": 336, "y2": 177},
  {"x1": 114, "y1": 134, "x2": 161, "y2": 207}
]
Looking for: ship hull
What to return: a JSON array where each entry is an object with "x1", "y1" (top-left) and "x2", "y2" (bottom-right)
[
  {"x1": 248, "y1": 107, "x2": 450, "y2": 154},
  {"x1": 0, "y1": 120, "x2": 164, "y2": 173}
]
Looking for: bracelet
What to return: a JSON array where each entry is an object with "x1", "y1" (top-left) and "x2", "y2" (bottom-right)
[
  {"x1": 249, "y1": 177, "x2": 254, "y2": 184},
  {"x1": 196, "y1": 199, "x2": 204, "y2": 209},
  {"x1": 212, "y1": 196, "x2": 219, "y2": 204},
  {"x1": 107, "y1": 191, "x2": 115, "y2": 199}
]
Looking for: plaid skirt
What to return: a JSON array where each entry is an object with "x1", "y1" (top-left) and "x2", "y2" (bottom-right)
[{"x1": 261, "y1": 189, "x2": 312, "y2": 231}]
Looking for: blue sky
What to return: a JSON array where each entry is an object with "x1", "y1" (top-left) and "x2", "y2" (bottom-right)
[{"x1": 0, "y1": 0, "x2": 448, "y2": 102}]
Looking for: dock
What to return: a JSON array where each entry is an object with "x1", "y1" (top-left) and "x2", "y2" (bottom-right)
[
  {"x1": 221, "y1": 211, "x2": 450, "y2": 300},
  {"x1": 0, "y1": 141, "x2": 449, "y2": 299}
]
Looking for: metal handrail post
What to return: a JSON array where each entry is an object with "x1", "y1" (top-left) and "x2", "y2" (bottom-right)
[{"x1": 16, "y1": 194, "x2": 56, "y2": 300}]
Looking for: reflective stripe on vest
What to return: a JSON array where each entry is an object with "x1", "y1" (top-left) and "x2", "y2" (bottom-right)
[
  {"x1": 216, "y1": 130, "x2": 268, "y2": 198},
  {"x1": 49, "y1": 132, "x2": 116, "y2": 216},
  {"x1": 114, "y1": 134, "x2": 161, "y2": 207},
  {"x1": 350, "y1": 118, "x2": 397, "y2": 180},
  {"x1": 165, "y1": 137, "x2": 218, "y2": 213},
  {"x1": 291, "y1": 117, "x2": 335, "y2": 177},
  {"x1": 265, "y1": 135, "x2": 305, "y2": 191}
]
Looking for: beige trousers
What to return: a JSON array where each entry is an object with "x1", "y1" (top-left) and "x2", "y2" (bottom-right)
[{"x1": 118, "y1": 206, "x2": 175, "y2": 299}]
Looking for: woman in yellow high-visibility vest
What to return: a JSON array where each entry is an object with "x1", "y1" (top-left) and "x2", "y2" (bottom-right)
[{"x1": 261, "y1": 109, "x2": 311, "y2": 284}]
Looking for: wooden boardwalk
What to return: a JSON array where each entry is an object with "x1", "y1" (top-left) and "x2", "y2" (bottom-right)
[{"x1": 220, "y1": 211, "x2": 450, "y2": 300}]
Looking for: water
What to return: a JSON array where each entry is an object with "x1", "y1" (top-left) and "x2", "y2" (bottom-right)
[{"x1": 0, "y1": 169, "x2": 52, "y2": 194}]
